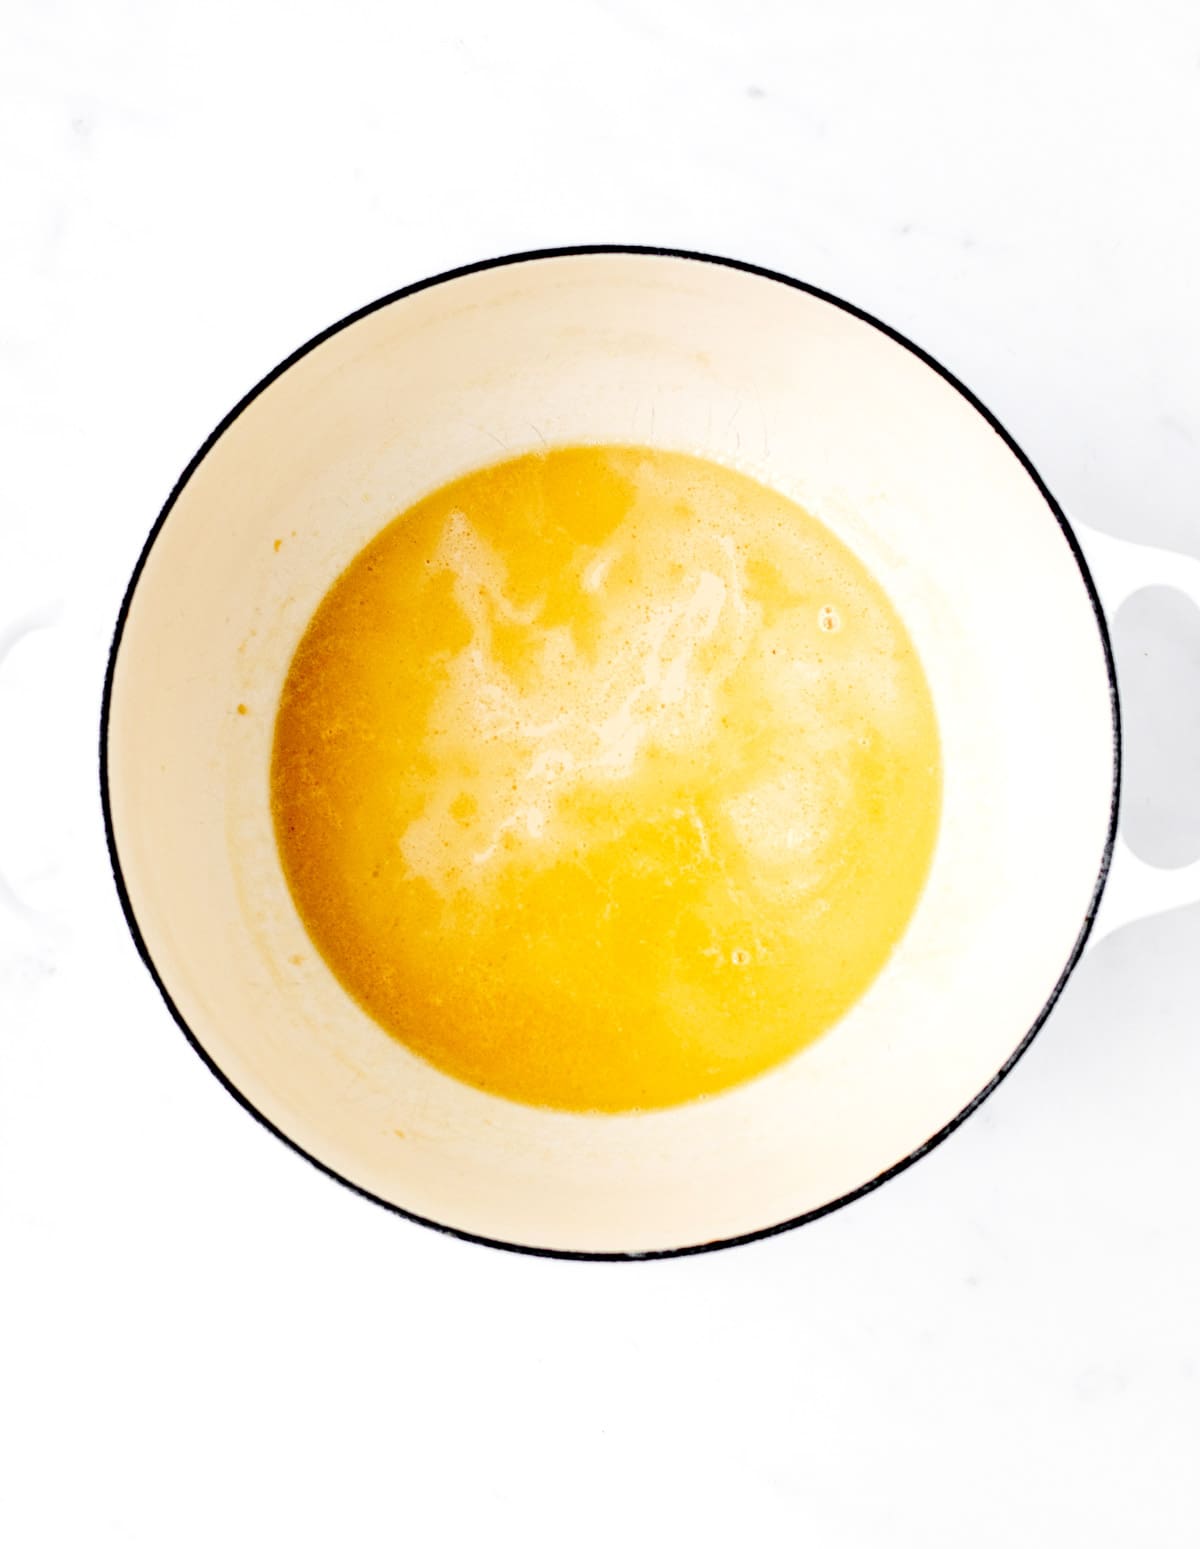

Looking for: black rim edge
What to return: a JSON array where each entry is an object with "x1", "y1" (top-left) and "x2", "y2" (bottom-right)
[{"x1": 98, "y1": 243, "x2": 1121, "y2": 1262}]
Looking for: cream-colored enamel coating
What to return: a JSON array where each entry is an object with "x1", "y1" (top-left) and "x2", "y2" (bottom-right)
[{"x1": 106, "y1": 254, "x2": 1114, "y2": 1254}]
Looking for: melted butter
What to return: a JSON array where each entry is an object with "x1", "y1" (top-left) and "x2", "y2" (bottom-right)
[{"x1": 271, "y1": 447, "x2": 941, "y2": 1112}]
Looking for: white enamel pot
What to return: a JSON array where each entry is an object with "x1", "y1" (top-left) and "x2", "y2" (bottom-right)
[{"x1": 100, "y1": 248, "x2": 1200, "y2": 1258}]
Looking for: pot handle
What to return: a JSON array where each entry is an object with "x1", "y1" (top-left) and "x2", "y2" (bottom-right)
[
  {"x1": 0, "y1": 603, "x2": 65, "y2": 938},
  {"x1": 1074, "y1": 525, "x2": 1200, "y2": 940}
]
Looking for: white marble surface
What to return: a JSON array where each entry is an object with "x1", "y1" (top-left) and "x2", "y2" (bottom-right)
[{"x1": 3, "y1": 2, "x2": 1199, "y2": 1543}]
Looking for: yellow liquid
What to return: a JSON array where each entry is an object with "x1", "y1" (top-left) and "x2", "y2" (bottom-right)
[{"x1": 271, "y1": 447, "x2": 941, "y2": 1112}]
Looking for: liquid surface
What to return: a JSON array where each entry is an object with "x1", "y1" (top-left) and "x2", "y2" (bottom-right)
[{"x1": 271, "y1": 447, "x2": 941, "y2": 1112}]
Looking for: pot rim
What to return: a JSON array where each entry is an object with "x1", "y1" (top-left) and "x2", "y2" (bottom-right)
[{"x1": 99, "y1": 244, "x2": 1121, "y2": 1261}]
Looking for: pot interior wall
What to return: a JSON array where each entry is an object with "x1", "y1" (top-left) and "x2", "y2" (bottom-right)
[{"x1": 106, "y1": 253, "x2": 1114, "y2": 1253}]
